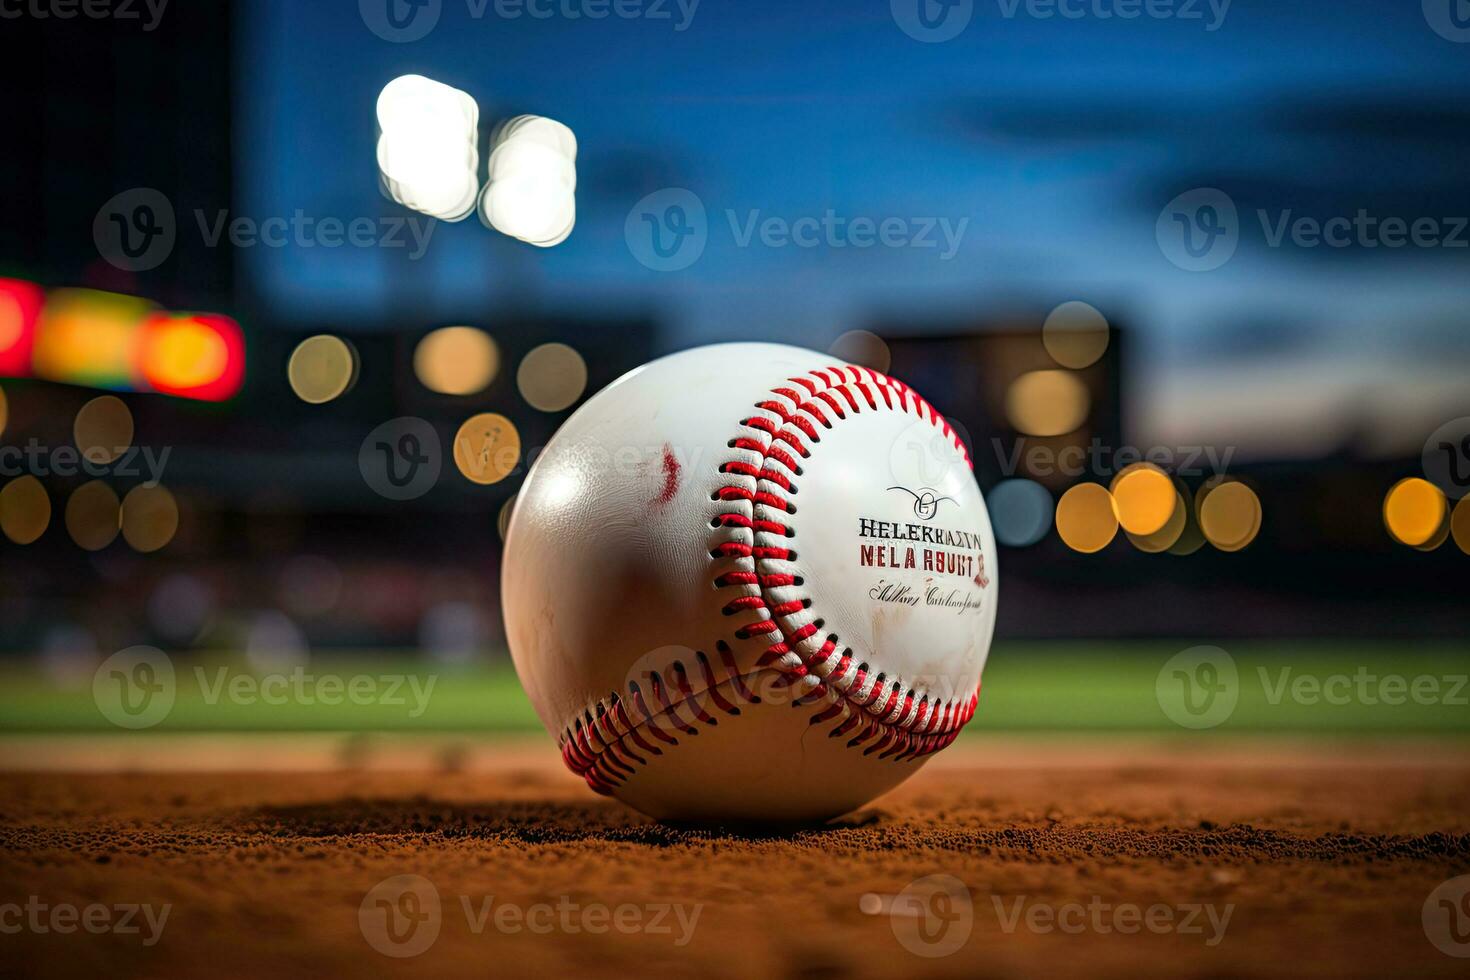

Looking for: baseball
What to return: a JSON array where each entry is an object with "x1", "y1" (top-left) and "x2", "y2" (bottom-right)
[{"x1": 503, "y1": 343, "x2": 997, "y2": 822}]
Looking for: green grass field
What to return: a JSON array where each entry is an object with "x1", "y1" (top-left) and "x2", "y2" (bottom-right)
[{"x1": 1, "y1": 641, "x2": 1467, "y2": 735}]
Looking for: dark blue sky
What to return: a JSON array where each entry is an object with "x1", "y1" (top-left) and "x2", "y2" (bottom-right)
[{"x1": 240, "y1": 0, "x2": 1470, "y2": 456}]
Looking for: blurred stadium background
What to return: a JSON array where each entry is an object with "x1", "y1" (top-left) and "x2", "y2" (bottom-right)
[{"x1": 0, "y1": 1, "x2": 1466, "y2": 745}]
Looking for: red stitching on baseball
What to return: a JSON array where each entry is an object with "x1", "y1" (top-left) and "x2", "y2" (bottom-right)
[{"x1": 556, "y1": 362, "x2": 980, "y2": 796}]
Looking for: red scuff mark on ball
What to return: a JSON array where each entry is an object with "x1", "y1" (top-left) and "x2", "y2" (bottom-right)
[{"x1": 657, "y1": 443, "x2": 680, "y2": 505}]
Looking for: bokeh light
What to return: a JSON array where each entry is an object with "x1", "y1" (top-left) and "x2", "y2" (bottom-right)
[
  {"x1": 1110, "y1": 463, "x2": 1176, "y2": 536},
  {"x1": 137, "y1": 312, "x2": 245, "y2": 401},
  {"x1": 148, "y1": 573, "x2": 216, "y2": 644},
  {"x1": 0, "y1": 475, "x2": 50, "y2": 544},
  {"x1": 288, "y1": 335, "x2": 357, "y2": 404},
  {"x1": 121, "y1": 484, "x2": 179, "y2": 552},
  {"x1": 1382, "y1": 477, "x2": 1447, "y2": 548},
  {"x1": 1127, "y1": 487, "x2": 1188, "y2": 553},
  {"x1": 1005, "y1": 369, "x2": 1089, "y2": 437},
  {"x1": 1055, "y1": 483, "x2": 1118, "y2": 554},
  {"x1": 376, "y1": 75, "x2": 479, "y2": 222},
  {"x1": 73, "y1": 394, "x2": 134, "y2": 464},
  {"x1": 517, "y1": 343, "x2": 587, "y2": 412},
  {"x1": 1042, "y1": 301, "x2": 1110, "y2": 369},
  {"x1": 1199, "y1": 479, "x2": 1263, "y2": 552},
  {"x1": 64, "y1": 480, "x2": 121, "y2": 551},
  {"x1": 988, "y1": 478, "x2": 1054, "y2": 547},
  {"x1": 829, "y1": 330, "x2": 891, "y2": 373},
  {"x1": 414, "y1": 326, "x2": 499, "y2": 396},
  {"x1": 453, "y1": 412, "x2": 521, "y2": 485},
  {"x1": 1452, "y1": 497, "x2": 1470, "y2": 556},
  {"x1": 480, "y1": 115, "x2": 578, "y2": 246}
]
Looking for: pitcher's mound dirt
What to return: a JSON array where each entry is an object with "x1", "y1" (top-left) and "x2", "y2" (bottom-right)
[{"x1": 1, "y1": 738, "x2": 1468, "y2": 979}]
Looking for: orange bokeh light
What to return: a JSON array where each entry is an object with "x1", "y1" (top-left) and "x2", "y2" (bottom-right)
[{"x1": 137, "y1": 313, "x2": 245, "y2": 401}]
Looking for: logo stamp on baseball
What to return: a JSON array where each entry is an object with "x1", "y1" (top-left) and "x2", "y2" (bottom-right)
[{"x1": 503, "y1": 343, "x2": 997, "y2": 822}]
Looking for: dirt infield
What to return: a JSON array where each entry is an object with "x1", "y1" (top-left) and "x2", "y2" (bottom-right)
[{"x1": 2, "y1": 738, "x2": 1469, "y2": 979}]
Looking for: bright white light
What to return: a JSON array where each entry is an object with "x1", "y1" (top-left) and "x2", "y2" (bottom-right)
[
  {"x1": 479, "y1": 114, "x2": 578, "y2": 248},
  {"x1": 376, "y1": 74, "x2": 480, "y2": 223}
]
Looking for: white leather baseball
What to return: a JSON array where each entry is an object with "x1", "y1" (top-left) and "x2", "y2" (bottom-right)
[{"x1": 503, "y1": 343, "x2": 996, "y2": 822}]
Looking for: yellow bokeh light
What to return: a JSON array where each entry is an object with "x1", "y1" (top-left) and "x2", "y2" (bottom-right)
[
  {"x1": 453, "y1": 413, "x2": 521, "y2": 485},
  {"x1": 1111, "y1": 463, "x2": 1176, "y2": 536},
  {"x1": 73, "y1": 395, "x2": 134, "y2": 465},
  {"x1": 1004, "y1": 369, "x2": 1090, "y2": 437},
  {"x1": 1042, "y1": 301, "x2": 1110, "y2": 369},
  {"x1": 414, "y1": 326, "x2": 500, "y2": 396},
  {"x1": 65, "y1": 480, "x2": 121, "y2": 551},
  {"x1": 1199, "y1": 480, "x2": 1262, "y2": 552},
  {"x1": 829, "y1": 330, "x2": 891, "y2": 373},
  {"x1": 1128, "y1": 489, "x2": 1188, "y2": 553},
  {"x1": 121, "y1": 484, "x2": 179, "y2": 553},
  {"x1": 147, "y1": 317, "x2": 230, "y2": 390},
  {"x1": 1055, "y1": 483, "x2": 1118, "y2": 554},
  {"x1": 1452, "y1": 497, "x2": 1470, "y2": 556},
  {"x1": 1382, "y1": 477, "x2": 1447, "y2": 548},
  {"x1": 288, "y1": 335, "x2": 357, "y2": 404},
  {"x1": 517, "y1": 343, "x2": 587, "y2": 412},
  {"x1": 0, "y1": 475, "x2": 51, "y2": 544}
]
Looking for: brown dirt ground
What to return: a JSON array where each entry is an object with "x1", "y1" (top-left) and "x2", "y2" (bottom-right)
[{"x1": 1, "y1": 737, "x2": 1469, "y2": 979}]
